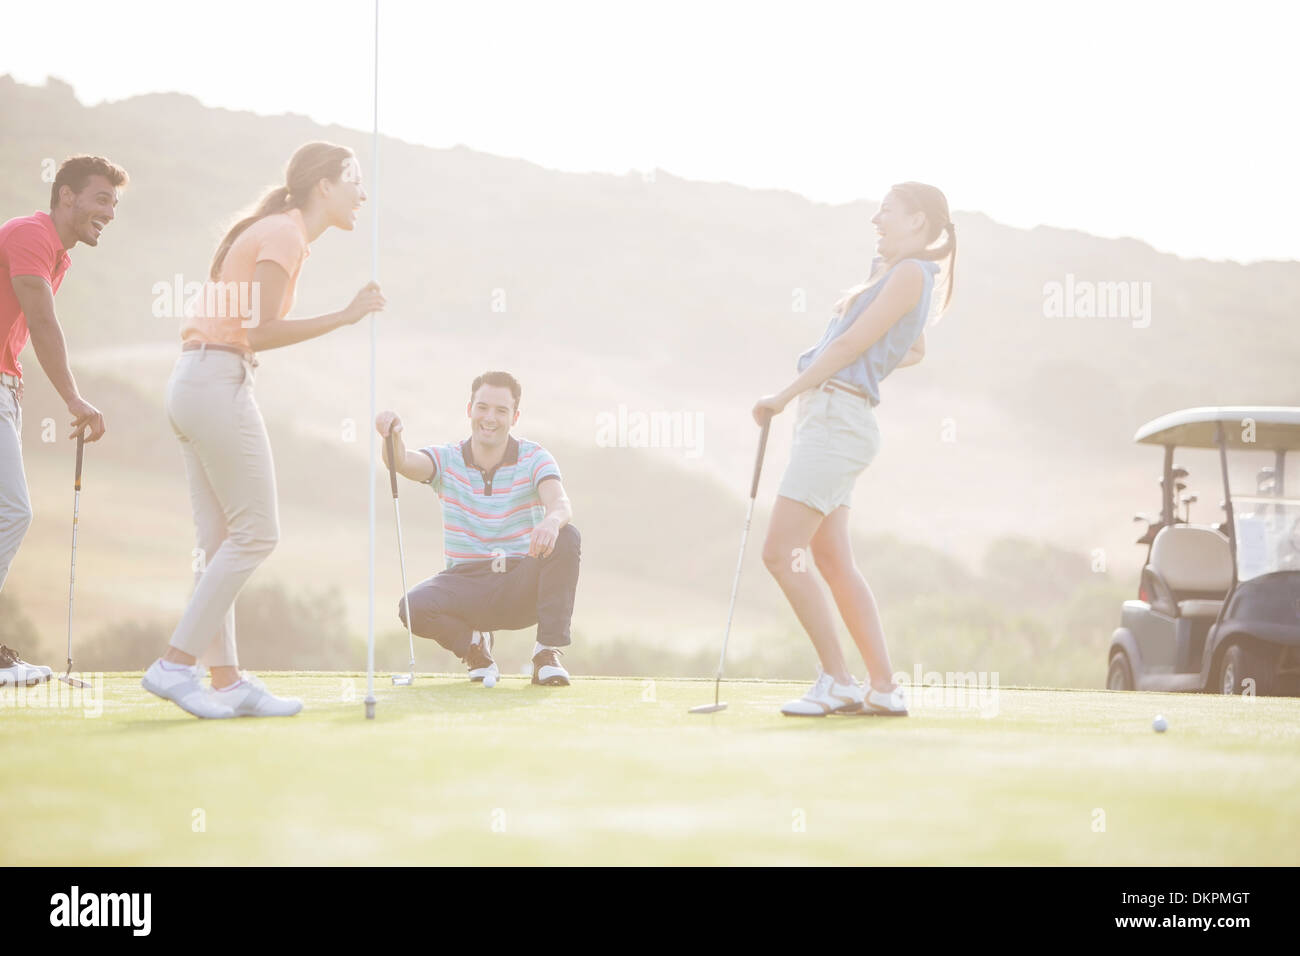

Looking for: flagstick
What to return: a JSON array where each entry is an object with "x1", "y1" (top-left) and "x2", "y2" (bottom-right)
[{"x1": 365, "y1": 0, "x2": 380, "y2": 720}]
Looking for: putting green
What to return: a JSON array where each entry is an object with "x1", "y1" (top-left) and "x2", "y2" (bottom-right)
[{"x1": 3, "y1": 674, "x2": 1297, "y2": 865}]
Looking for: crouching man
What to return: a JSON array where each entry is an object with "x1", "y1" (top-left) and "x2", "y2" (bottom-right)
[{"x1": 375, "y1": 370, "x2": 579, "y2": 686}]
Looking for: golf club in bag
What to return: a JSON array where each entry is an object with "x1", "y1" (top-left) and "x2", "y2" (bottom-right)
[
  {"x1": 61, "y1": 432, "x2": 90, "y2": 689},
  {"x1": 690, "y1": 413, "x2": 771, "y2": 714},
  {"x1": 387, "y1": 430, "x2": 417, "y2": 686}
]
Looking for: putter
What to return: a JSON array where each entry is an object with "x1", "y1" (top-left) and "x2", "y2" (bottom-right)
[
  {"x1": 60, "y1": 432, "x2": 90, "y2": 689},
  {"x1": 387, "y1": 430, "x2": 417, "y2": 686},
  {"x1": 690, "y1": 413, "x2": 771, "y2": 714}
]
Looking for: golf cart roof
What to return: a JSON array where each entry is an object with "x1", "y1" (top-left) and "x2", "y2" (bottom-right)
[{"x1": 1135, "y1": 406, "x2": 1300, "y2": 450}]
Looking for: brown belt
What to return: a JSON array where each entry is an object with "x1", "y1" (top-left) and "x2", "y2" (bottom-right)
[
  {"x1": 182, "y1": 341, "x2": 258, "y2": 367},
  {"x1": 821, "y1": 378, "x2": 871, "y2": 402}
]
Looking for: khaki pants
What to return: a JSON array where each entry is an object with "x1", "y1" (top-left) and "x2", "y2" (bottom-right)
[
  {"x1": 165, "y1": 349, "x2": 279, "y2": 667},
  {"x1": 0, "y1": 383, "x2": 32, "y2": 592}
]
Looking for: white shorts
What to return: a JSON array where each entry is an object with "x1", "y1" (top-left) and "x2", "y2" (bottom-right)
[{"x1": 776, "y1": 384, "x2": 881, "y2": 515}]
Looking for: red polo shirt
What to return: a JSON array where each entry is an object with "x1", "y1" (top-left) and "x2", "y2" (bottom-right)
[{"x1": 0, "y1": 211, "x2": 72, "y2": 379}]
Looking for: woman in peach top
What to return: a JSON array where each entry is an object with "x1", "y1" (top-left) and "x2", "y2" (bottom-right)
[{"x1": 142, "y1": 142, "x2": 386, "y2": 719}]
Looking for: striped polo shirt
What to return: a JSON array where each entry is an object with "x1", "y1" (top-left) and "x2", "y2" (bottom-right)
[{"x1": 418, "y1": 435, "x2": 562, "y2": 568}]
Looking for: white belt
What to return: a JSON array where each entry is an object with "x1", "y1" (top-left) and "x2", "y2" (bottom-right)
[{"x1": 0, "y1": 372, "x2": 19, "y2": 390}]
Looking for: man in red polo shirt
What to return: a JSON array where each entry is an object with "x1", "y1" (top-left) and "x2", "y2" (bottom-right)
[{"x1": 0, "y1": 155, "x2": 125, "y2": 688}]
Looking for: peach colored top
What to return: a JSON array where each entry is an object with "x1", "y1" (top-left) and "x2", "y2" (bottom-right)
[{"x1": 181, "y1": 208, "x2": 310, "y2": 350}]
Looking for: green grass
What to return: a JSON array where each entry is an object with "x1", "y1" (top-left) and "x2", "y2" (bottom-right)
[{"x1": 3, "y1": 674, "x2": 1298, "y2": 865}]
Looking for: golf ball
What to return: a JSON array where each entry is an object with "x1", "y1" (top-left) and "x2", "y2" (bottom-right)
[
  {"x1": 483, "y1": 674, "x2": 497, "y2": 688},
  {"x1": 1152, "y1": 715, "x2": 1168, "y2": 733}
]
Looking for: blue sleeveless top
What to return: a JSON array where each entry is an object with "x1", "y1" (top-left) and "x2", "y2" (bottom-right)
[{"x1": 796, "y1": 256, "x2": 940, "y2": 406}]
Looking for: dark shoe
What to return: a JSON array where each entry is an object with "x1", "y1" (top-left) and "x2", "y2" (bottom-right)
[
  {"x1": 465, "y1": 631, "x2": 497, "y2": 683},
  {"x1": 531, "y1": 646, "x2": 571, "y2": 686}
]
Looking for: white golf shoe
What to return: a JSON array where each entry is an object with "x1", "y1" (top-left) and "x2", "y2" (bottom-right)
[
  {"x1": 142, "y1": 659, "x2": 234, "y2": 719},
  {"x1": 780, "y1": 671, "x2": 864, "y2": 716},
  {"x1": 465, "y1": 631, "x2": 498, "y2": 683},
  {"x1": 0, "y1": 644, "x2": 51, "y2": 686},
  {"x1": 214, "y1": 673, "x2": 303, "y2": 717},
  {"x1": 531, "y1": 646, "x2": 570, "y2": 686},
  {"x1": 862, "y1": 684, "x2": 909, "y2": 716}
]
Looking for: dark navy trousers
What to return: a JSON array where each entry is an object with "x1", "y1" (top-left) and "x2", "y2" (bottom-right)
[{"x1": 398, "y1": 524, "x2": 580, "y2": 659}]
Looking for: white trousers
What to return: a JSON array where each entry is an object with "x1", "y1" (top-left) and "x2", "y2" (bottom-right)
[
  {"x1": 165, "y1": 349, "x2": 279, "y2": 667},
  {"x1": 0, "y1": 384, "x2": 31, "y2": 593}
]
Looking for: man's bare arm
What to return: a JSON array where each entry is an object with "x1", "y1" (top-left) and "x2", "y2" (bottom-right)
[
  {"x1": 12, "y1": 275, "x2": 105, "y2": 440},
  {"x1": 375, "y1": 411, "x2": 435, "y2": 482},
  {"x1": 12, "y1": 275, "x2": 78, "y2": 402},
  {"x1": 537, "y1": 478, "x2": 573, "y2": 529},
  {"x1": 530, "y1": 478, "x2": 573, "y2": 557}
]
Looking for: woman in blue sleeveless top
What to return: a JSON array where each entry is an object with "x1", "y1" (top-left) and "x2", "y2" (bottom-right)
[{"x1": 751, "y1": 182, "x2": 957, "y2": 718}]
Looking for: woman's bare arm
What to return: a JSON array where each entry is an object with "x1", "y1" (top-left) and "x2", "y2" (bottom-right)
[
  {"x1": 244, "y1": 262, "x2": 384, "y2": 351},
  {"x1": 772, "y1": 263, "x2": 924, "y2": 401}
]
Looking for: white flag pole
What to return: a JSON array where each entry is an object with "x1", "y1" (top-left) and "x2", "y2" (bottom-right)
[{"x1": 365, "y1": 0, "x2": 380, "y2": 720}]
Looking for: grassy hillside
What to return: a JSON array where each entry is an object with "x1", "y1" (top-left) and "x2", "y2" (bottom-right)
[{"x1": 1, "y1": 75, "x2": 1294, "y2": 687}]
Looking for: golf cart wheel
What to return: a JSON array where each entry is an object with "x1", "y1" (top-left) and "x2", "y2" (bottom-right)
[
  {"x1": 1217, "y1": 641, "x2": 1276, "y2": 697},
  {"x1": 1107, "y1": 652, "x2": 1135, "y2": 691}
]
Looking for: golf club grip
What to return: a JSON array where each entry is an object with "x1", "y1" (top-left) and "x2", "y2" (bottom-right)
[
  {"x1": 750, "y1": 417, "x2": 771, "y2": 499},
  {"x1": 74, "y1": 432, "x2": 84, "y2": 489},
  {"x1": 385, "y1": 431, "x2": 398, "y2": 498}
]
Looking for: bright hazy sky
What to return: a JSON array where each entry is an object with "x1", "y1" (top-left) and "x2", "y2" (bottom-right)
[{"x1": 6, "y1": 0, "x2": 1297, "y2": 263}]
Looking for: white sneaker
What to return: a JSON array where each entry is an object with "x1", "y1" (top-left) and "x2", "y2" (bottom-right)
[
  {"x1": 780, "y1": 671, "x2": 864, "y2": 716},
  {"x1": 141, "y1": 659, "x2": 234, "y2": 719},
  {"x1": 214, "y1": 673, "x2": 302, "y2": 717},
  {"x1": 862, "y1": 684, "x2": 909, "y2": 716},
  {"x1": 0, "y1": 644, "x2": 52, "y2": 686}
]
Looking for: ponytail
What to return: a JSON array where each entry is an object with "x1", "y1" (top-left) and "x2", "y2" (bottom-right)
[
  {"x1": 915, "y1": 218, "x2": 956, "y2": 318},
  {"x1": 890, "y1": 181, "x2": 957, "y2": 320},
  {"x1": 207, "y1": 141, "x2": 354, "y2": 280},
  {"x1": 209, "y1": 185, "x2": 294, "y2": 280}
]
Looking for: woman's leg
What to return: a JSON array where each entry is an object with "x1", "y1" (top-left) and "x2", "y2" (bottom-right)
[
  {"x1": 161, "y1": 434, "x2": 241, "y2": 689},
  {"x1": 810, "y1": 506, "x2": 898, "y2": 692},
  {"x1": 761, "y1": 494, "x2": 852, "y2": 683},
  {"x1": 164, "y1": 363, "x2": 279, "y2": 688}
]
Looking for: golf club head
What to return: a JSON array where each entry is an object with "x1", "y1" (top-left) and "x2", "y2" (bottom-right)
[
  {"x1": 59, "y1": 674, "x2": 90, "y2": 689},
  {"x1": 390, "y1": 673, "x2": 413, "y2": 686},
  {"x1": 688, "y1": 702, "x2": 728, "y2": 714}
]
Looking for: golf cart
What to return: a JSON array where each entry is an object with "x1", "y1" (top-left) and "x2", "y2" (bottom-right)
[{"x1": 1108, "y1": 406, "x2": 1300, "y2": 696}]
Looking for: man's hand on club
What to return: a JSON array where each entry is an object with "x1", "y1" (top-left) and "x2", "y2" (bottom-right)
[
  {"x1": 67, "y1": 395, "x2": 105, "y2": 442},
  {"x1": 375, "y1": 410, "x2": 403, "y2": 439},
  {"x1": 375, "y1": 411, "x2": 405, "y2": 465}
]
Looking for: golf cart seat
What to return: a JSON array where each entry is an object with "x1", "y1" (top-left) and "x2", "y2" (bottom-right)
[
  {"x1": 1178, "y1": 598, "x2": 1225, "y2": 617},
  {"x1": 1149, "y1": 525, "x2": 1233, "y2": 616}
]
